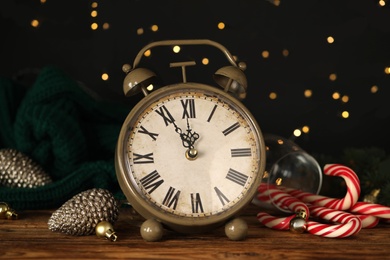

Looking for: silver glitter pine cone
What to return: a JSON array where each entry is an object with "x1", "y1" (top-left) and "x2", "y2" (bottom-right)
[
  {"x1": 48, "y1": 188, "x2": 119, "y2": 236},
  {"x1": 0, "y1": 148, "x2": 52, "y2": 188}
]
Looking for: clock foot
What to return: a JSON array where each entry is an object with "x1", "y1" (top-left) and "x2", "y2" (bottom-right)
[
  {"x1": 224, "y1": 217, "x2": 248, "y2": 241},
  {"x1": 140, "y1": 219, "x2": 164, "y2": 242}
]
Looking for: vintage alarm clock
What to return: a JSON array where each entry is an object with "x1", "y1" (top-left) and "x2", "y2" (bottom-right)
[{"x1": 115, "y1": 39, "x2": 266, "y2": 241}]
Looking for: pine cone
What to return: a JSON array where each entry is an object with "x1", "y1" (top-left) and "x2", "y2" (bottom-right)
[
  {"x1": 0, "y1": 148, "x2": 52, "y2": 188},
  {"x1": 48, "y1": 188, "x2": 119, "y2": 236}
]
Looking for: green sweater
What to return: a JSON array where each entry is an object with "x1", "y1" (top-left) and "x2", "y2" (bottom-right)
[{"x1": 0, "y1": 66, "x2": 129, "y2": 210}]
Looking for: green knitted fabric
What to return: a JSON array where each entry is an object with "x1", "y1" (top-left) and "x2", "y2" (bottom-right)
[{"x1": 0, "y1": 66, "x2": 129, "y2": 210}]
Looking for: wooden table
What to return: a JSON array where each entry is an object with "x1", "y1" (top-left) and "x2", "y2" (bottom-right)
[{"x1": 1, "y1": 205, "x2": 389, "y2": 259}]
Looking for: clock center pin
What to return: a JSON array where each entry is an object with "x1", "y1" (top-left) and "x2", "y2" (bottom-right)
[{"x1": 185, "y1": 148, "x2": 198, "y2": 160}]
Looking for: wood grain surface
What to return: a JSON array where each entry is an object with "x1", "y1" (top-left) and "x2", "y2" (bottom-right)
[{"x1": 1, "y1": 205, "x2": 389, "y2": 259}]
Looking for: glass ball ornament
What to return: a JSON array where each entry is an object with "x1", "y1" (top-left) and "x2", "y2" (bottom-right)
[{"x1": 253, "y1": 133, "x2": 322, "y2": 212}]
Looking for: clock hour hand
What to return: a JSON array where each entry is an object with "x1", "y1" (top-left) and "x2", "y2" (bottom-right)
[
  {"x1": 183, "y1": 117, "x2": 199, "y2": 149},
  {"x1": 172, "y1": 118, "x2": 199, "y2": 160},
  {"x1": 173, "y1": 118, "x2": 199, "y2": 149}
]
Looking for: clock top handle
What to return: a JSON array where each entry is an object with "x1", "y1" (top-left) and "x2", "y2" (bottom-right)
[
  {"x1": 123, "y1": 39, "x2": 248, "y2": 100},
  {"x1": 131, "y1": 39, "x2": 244, "y2": 71}
]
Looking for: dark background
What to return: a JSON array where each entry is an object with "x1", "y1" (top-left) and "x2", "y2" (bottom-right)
[{"x1": 1, "y1": 0, "x2": 390, "y2": 158}]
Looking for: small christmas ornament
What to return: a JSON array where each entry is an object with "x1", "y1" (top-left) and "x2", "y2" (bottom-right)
[
  {"x1": 289, "y1": 209, "x2": 308, "y2": 234},
  {"x1": 0, "y1": 148, "x2": 52, "y2": 188},
  {"x1": 48, "y1": 188, "x2": 119, "y2": 236},
  {"x1": 0, "y1": 202, "x2": 18, "y2": 219},
  {"x1": 363, "y1": 189, "x2": 380, "y2": 204},
  {"x1": 95, "y1": 221, "x2": 117, "y2": 241}
]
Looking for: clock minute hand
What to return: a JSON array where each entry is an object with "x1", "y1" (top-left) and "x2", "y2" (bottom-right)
[
  {"x1": 172, "y1": 122, "x2": 191, "y2": 149},
  {"x1": 183, "y1": 117, "x2": 199, "y2": 149},
  {"x1": 181, "y1": 129, "x2": 199, "y2": 149},
  {"x1": 172, "y1": 119, "x2": 199, "y2": 149},
  {"x1": 172, "y1": 119, "x2": 199, "y2": 160}
]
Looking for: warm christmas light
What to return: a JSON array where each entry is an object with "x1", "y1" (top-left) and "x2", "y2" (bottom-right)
[
  {"x1": 304, "y1": 89, "x2": 312, "y2": 98},
  {"x1": 385, "y1": 67, "x2": 390, "y2": 74},
  {"x1": 40, "y1": 0, "x2": 46, "y2": 4},
  {"x1": 341, "y1": 111, "x2": 349, "y2": 118},
  {"x1": 91, "y1": 10, "x2": 97, "y2": 17},
  {"x1": 151, "y1": 25, "x2": 158, "y2": 32},
  {"x1": 102, "y1": 23, "x2": 109, "y2": 30},
  {"x1": 282, "y1": 49, "x2": 289, "y2": 57},
  {"x1": 341, "y1": 95, "x2": 349, "y2": 103},
  {"x1": 302, "y1": 126, "x2": 310, "y2": 133},
  {"x1": 173, "y1": 46, "x2": 181, "y2": 53},
  {"x1": 144, "y1": 50, "x2": 151, "y2": 57},
  {"x1": 262, "y1": 50, "x2": 270, "y2": 58},
  {"x1": 91, "y1": 23, "x2": 98, "y2": 30},
  {"x1": 293, "y1": 129, "x2": 302, "y2": 137},
  {"x1": 371, "y1": 85, "x2": 379, "y2": 93},
  {"x1": 379, "y1": 0, "x2": 386, "y2": 7},
  {"x1": 218, "y1": 22, "x2": 225, "y2": 30},
  {"x1": 202, "y1": 58, "x2": 209, "y2": 65},
  {"x1": 266, "y1": 0, "x2": 281, "y2": 6},
  {"x1": 137, "y1": 28, "x2": 144, "y2": 35},
  {"x1": 101, "y1": 73, "x2": 109, "y2": 81},
  {"x1": 329, "y1": 73, "x2": 337, "y2": 81},
  {"x1": 31, "y1": 20, "x2": 39, "y2": 28},
  {"x1": 332, "y1": 92, "x2": 340, "y2": 99},
  {"x1": 269, "y1": 92, "x2": 277, "y2": 99},
  {"x1": 327, "y1": 36, "x2": 335, "y2": 44},
  {"x1": 91, "y1": 2, "x2": 98, "y2": 8}
]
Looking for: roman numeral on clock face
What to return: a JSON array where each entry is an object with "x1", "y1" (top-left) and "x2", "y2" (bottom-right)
[
  {"x1": 162, "y1": 187, "x2": 181, "y2": 210},
  {"x1": 222, "y1": 122, "x2": 240, "y2": 136},
  {"x1": 191, "y1": 193, "x2": 204, "y2": 213},
  {"x1": 207, "y1": 105, "x2": 217, "y2": 122},
  {"x1": 231, "y1": 148, "x2": 252, "y2": 157},
  {"x1": 133, "y1": 153, "x2": 154, "y2": 164},
  {"x1": 139, "y1": 170, "x2": 164, "y2": 194},
  {"x1": 214, "y1": 187, "x2": 230, "y2": 206},
  {"x1": 139, "y1": 126, "x2": 158, "y2": 140},
  {"x1": 226, "y1": 168, "x2": 249, "y2": 186},
  {"x1": 155, "y1": 105, "x2": 175, "y2": 126},
  {"x1": 181, "y1": 99, "x2": 196, "y2": 119}
]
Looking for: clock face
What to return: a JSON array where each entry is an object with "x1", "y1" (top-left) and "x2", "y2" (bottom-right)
[{"x1": 116, "y1": 83, "x2": 264, "y2": 227}]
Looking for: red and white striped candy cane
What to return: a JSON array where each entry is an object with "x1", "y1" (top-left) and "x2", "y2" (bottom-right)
[
  {"x1": 357, "y1": 215, "x2": 379, "y2": 229},
  {"x1": 307, "y1": 205, "x2": 362, "y2": 238},
  {"x1": 257, "y1": 212, "x2": 296, "y2": 230},
  {"x1": 257, "y1": 192, "x2": 362, "y2": 237},
  {"x1": 257, "y1": 184, "x2": 309, "y2": 230},
  {"x1": 257, "y1": 183, "x2": 308, "y2": 215},
  {"x1": 282, "y1": 164, "x2": 360, "y2": 210},
  {"x1": 349, "y1": 201, "x2": 390, "y2": 220}
]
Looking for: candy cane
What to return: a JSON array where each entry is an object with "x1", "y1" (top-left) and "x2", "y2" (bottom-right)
[
  {"x1": 257, "y1": 183, "x2": 309, "y2": 216},
  {"x1": 257, "y1": 192, "x2": 362, "y2": 237},
  {"x1": 257, "y1": 212, "x2": 296, "y2": 230},
  {"x1": 356, "y1": 215, "x2": 379, "y2": 229},
  {"x1": 281, "y1": 164, "x2": 360, "y2": 210},
  {"x1": 349, "y1": 201, "x2": 390, "y2": 220},
  {"x1": 307, "y1": 205, "x2": 362, "y2": 238},
  {"x1": 256, "y1": 184, "x2": 309, "y2": 231}
]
